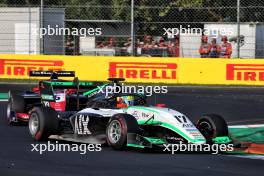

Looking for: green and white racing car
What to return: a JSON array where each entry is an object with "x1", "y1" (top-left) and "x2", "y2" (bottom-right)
[{"x1": 28, "y1": 78, "x2": 232, "y2": 150}]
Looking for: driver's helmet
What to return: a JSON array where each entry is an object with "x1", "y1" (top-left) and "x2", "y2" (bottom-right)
[{"x1": 116, "y1": 96, "x2": 134, "y2": 108}]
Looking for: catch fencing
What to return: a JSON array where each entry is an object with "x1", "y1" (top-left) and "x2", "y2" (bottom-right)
[{"x1": 0, "y1": 0, "x2": 263, "y2": 58}]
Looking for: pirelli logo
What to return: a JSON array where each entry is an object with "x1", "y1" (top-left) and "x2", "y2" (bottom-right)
[
  {"x1": 109, "y1": 62, "x2": 177, "y2": 79},
  {"x1": 226, "y1": 64, "x2": 264, "y2": 81},
  {"x1": 0, "y1": 59, "x2": 64, "y2": 76}
]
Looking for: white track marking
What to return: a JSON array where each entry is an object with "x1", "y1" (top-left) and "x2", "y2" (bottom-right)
[
  {"x1": 228, "y1": 124, "x2": 264, "y2": 128},
  {"x1": 228, "y1": 155, "x2": 264, "y2": 160},
  {"x1": 228, "y1": 119, "x2": 264, "y2": 125}
]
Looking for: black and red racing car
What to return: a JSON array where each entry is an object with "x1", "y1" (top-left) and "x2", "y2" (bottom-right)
[{"x1": 7, "y1": 71, "x2": 100, "y2": 125}]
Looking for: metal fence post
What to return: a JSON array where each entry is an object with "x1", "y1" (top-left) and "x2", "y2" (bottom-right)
[
  {"x1": 237, "y1": 0, "x2": 240, "y2": 58},
  {"x1": 28, "y1": 6, "x2": 31, "y2": 54},
  {"x1": 40, "y1": 0, "x2": 44, "y2": 54},
  {"x1": 131, "y1": 0, "x2": 135, "y2": 56}
]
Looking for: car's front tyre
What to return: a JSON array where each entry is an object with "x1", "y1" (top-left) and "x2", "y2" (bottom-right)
[
  {"x1": 106, "y1": 113, "x2": 139, "y2": 150},
  {"x1": 196, "y1": 114, "x2": 229, "y2": 143}
]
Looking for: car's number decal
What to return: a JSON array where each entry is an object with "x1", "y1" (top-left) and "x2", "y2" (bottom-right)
[
  {"x1": 175, "y1": 115, "x2": 187, "y2": 123},
  {"x1": 43, "y1": 101, "x2": 50, "y2": 107}
]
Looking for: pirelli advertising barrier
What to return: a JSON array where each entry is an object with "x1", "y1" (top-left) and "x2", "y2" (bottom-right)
[{"x1": 1, "y1": 54, "x2": 264, "y2": 85}]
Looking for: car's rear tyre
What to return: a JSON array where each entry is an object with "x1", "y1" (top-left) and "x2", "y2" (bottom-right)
[
  {"x1": 196, "y1": 114, "x2": 228, "y2": 142},
  {"x1": 9, "y1": 91, "x2": 25, "y2": 112},
  {"x1": 6, "y1": 101, "x2": 16, "y2": 126},
  {"x1": 106, "y1": 114, "x2": 139, "y2": 150},
  {"x1": 29, "y1": 106, "x2": 59, "y2": 141},
  {"x1": 7, "y1": 94, "x2": 22, "y2": 126}
]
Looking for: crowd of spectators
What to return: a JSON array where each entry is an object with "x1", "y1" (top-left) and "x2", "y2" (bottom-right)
[
  {"x1": 66, "y1": 35, "x2": 232, "y2": 58},
  {"x1": 95, "y1": 35, "x2": 179, "y2": 57},
  {"x1": 199, "y1": 35, "x2": 232, "y2": 58}
]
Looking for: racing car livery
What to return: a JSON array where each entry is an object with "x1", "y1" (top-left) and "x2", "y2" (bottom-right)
[
  {"x1": 28, "y1": 78, "x2": 232, "y2": 150},
  {"x1": 7, "y1": 71, "x2": 99, "y2": 125}
]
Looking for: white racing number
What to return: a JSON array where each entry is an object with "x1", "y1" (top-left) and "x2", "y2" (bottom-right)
[
  {"x1": 75, "y1": 115, "x2": 91, "y2": 135},
  {"x1": 43, "y1": 101, "x2": 50, "y2": 107}
]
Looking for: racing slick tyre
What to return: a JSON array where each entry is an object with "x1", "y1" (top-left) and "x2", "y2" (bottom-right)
[
  {"x1": 196, "y1": 114, "x2": 228, "y2": 143},
  {"x1": 6, "y1": 100, "x2": 16, "y2": 126},
  {"x1": 29, "y1": 106, "x2": 59, "y2": 141},
  {"x1": 9, "y1": 91, "x2": 25, "y2": 112},
  {"x1": 7, "y1": 91, "x2": 25, "y2": 126},
  {"x1": 106, "y1": 113, "x2": 139, "y2": 150}
]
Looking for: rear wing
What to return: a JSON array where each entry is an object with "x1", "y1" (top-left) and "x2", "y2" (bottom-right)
[
  {"x1": 29, "y1": 71, "x2": 75, "y2": 79},
  {"x1": 108, "y1": 78, "x2": 125, "y2": 83}
]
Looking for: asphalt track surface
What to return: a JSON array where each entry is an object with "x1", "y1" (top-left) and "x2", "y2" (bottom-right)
[{"x1": 0, "y1": 83, "x2": 263, "y2": 176}]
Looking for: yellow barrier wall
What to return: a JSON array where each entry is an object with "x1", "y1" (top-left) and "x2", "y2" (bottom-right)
[{"x1": 1, "y1": 54, "x2": 264, "y2": 85}]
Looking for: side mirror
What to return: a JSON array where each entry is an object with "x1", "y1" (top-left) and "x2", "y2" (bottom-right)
[{"x1": 156, "y1": 104, "x2": 166, "y2": 107}]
